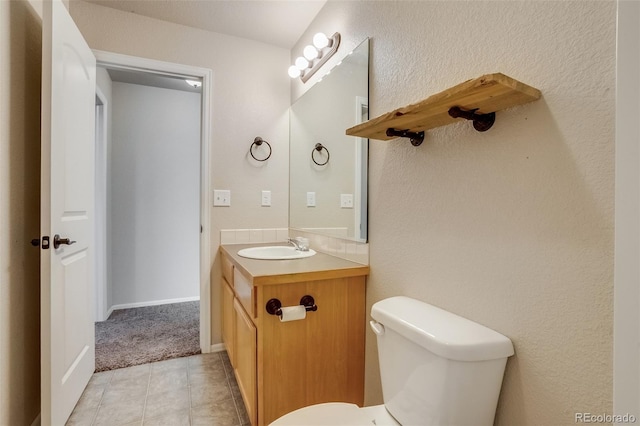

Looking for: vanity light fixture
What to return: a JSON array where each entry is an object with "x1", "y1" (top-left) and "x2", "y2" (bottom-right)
[
  {"x1": 295, "y1": 56, "x2": 310, "y2": 70},
  {"x1": 303, "y1": 45, "x2": 320, "y2": 60},
  {"x1": 313, "y1": 32, "x2": 330, "y2": 49},
  {"x1": 288, "y1": 32, "x2": 341, "y2": 83},
  {"x1": 185, "y1": 79, "x2": 202, "y2": 88}
]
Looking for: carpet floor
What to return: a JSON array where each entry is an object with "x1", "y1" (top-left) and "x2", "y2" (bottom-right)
[{"x1": 95, "y1": 301, "x2": 201, "y2": 372}]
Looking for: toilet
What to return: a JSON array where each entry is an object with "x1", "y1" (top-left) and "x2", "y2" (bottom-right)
[{"x1": 270, "y1": 296, "x2": 514, "y2": 426}]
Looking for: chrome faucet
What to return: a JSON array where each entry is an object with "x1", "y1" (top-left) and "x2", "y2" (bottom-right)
[{"x1": 288, "y1": 237, "x2": 309, "y2": 252}]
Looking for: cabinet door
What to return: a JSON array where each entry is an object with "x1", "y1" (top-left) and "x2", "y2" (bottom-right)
[
  {"x1": 259, "y1": 276, "x2": 366, "y2": 424},
  {"x1": 222, "y1": 279, "x2": 235, "y2": 367},
  {"x1": 234, "y1": 298, "x2": 257, "y2": 426}
]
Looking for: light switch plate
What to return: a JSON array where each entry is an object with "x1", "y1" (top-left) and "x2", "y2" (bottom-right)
[
  {"x1": 214, "y1": 189, "x2": 231, "y2": 206},
  {"x1": 340, "y1": 193, "x2": 354, "y2": 208},
  {"x1": 306, "y1": 192, "x2": 316, "y2": 207},
  {"x1": 261, "y1": 190, "x2": 271, "y2": 207}
]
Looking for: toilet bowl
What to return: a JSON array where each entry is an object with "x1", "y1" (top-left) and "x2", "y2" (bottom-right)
[{"x1": 270, "y1": 296, "x2": 514, "y2": 426}]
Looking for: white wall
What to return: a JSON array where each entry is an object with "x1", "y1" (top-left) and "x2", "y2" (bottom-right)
[
  {"x1": 111, "y1": 82, "x2": 200, "y2": 306},
  {"x1": 0, "y1": 0, "x2": 42, "y2": 424},
  {"x1": 69, "y1": 1, "x2": 291, "y2": 343},
  {"x1": 292, "y1": 1, "x2": 615, "y2": 424}
]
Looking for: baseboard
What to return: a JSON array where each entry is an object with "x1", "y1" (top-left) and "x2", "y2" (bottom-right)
[
  {"x1": 210, "y1": 343, "x2": 226, "y2": 353},
  {"x1": 108, "y1": 296, "x2": 200, "y2": 315},
  {"x1": 30, "y1": 413, "x2": 41, "y2": 426},
  {"x1": 105, "y1": 305, "x2": 115, "y2": 319}
]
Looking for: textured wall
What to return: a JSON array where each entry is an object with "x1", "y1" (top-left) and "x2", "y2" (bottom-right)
[
  {"x1": 69, "y1": 1, "x2": 291, "y2": 345},
  {"x1": 292, "y1": 1, "x2": 615, "y2": 424},
  {"x1": 0, "y1": 0, "x2": 42, "y2": 424}
]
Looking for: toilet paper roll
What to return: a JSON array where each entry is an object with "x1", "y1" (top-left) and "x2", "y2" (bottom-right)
[{"x1": 279, "y1": 305, "x2": 307, "y2": 322}]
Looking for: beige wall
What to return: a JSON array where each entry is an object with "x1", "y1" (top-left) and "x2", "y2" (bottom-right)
[
  {"x1": 292, "y1": 1, "x2": 615, "y2": 424},
  {"x1": 0, "y1": 0, "x2": 43, "y2": 424},
  {"x1": 68, "y1": 0, "x2": 291, "y2": 346}
]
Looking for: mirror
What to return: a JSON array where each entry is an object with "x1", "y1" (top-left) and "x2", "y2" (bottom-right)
[{"x1": 289, "y1": 38, "x2": 369, "y2": 242}]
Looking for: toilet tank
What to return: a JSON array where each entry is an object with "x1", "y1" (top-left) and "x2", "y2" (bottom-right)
[{"x1": 370, "y1": 296, "x2": 514, "y2": 426}]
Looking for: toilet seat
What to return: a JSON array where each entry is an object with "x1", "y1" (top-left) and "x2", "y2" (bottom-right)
[{"x1": 269, "y1": 402, "x2": 400, "y2": 426}]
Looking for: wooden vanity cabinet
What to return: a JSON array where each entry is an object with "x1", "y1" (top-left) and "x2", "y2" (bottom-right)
[
  {"x1": 220, "y1": 247, "x2": 368, "y2": 426},
  {"x1": 234, "y1": 298, "x2": 257, "y2": 425},
  {"x1": 222, "y1": 279, "x2": 235, "y2": 365}
]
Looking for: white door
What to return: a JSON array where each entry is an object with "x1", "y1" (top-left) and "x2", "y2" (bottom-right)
[{"x1": 41, "y1": 0, "x2": 96, "y2": 424}]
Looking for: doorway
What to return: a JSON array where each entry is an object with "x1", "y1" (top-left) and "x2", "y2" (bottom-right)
[
  {"x1": 95, "y1": 89, "x2": 107, "y2": 322},
  {"x1": 93, "y1": 51, "x2": 213, "y2": 355}
]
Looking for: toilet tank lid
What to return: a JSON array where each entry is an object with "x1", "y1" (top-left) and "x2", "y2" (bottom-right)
[{"x1": 371, "y1": 296, "x2": 514, "y2": 362}]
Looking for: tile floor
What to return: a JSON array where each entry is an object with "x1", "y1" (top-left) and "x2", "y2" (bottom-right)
[{"x1": 66, "y1": 351, "x2": 250, "y2": 426}]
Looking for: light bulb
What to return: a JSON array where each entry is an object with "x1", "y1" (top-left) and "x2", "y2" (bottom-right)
[
  {"x1": 313, "y1": 32, "x2": 330, "y2": 49},
  {"x1": 288, "y1": 65, "x2": 301, "y2": 78},
  {"x1": 295, "y1": 56, "x2": 309, "y2": 70},
  {"x1": 303, "y1": 45, "x2": 319, "y2": 60},
  {"x1": 185, "y1": 79, "x2": 202, "y2": 88}
]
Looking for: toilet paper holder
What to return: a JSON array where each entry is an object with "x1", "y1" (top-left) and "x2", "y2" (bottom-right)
[{"x1": 266, "y1": 295, "x2": 318, "y2": 317}]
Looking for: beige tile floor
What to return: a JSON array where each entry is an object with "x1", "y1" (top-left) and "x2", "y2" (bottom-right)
[{"x1": 66, "y1": 351, "x2": 249, "y2": 426}]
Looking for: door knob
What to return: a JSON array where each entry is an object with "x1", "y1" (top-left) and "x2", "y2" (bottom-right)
[{"x1": 53, "y1": 234, "x2": 76, "y2": 249}]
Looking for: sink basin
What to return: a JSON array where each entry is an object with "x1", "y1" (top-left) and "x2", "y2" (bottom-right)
[{"x1": 237, "y1": 245, "x2": 316, "y2": 260}]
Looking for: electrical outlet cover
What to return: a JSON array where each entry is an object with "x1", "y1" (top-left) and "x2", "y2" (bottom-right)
[
  {"x1": 307, "y1": 192, "x2": 316, "y2": 207},
  {"x1": 340, "y1": 193, "x2": 354, "y2": 208},
  {"x1": 261, "y1": 190, "x2": 271, "y2": 207},
  {"x1": 214, "y1": 189, "x2": 231, "y2": 206}
]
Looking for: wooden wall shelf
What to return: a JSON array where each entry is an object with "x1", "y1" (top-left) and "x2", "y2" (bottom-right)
[{"x1": 345, "y1": 73, "x2": 541, "y2": 145}]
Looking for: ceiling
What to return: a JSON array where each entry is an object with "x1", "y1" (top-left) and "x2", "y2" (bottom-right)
[{"x1": 80, "y1": 0, "x2": 327, "y2": 49}]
